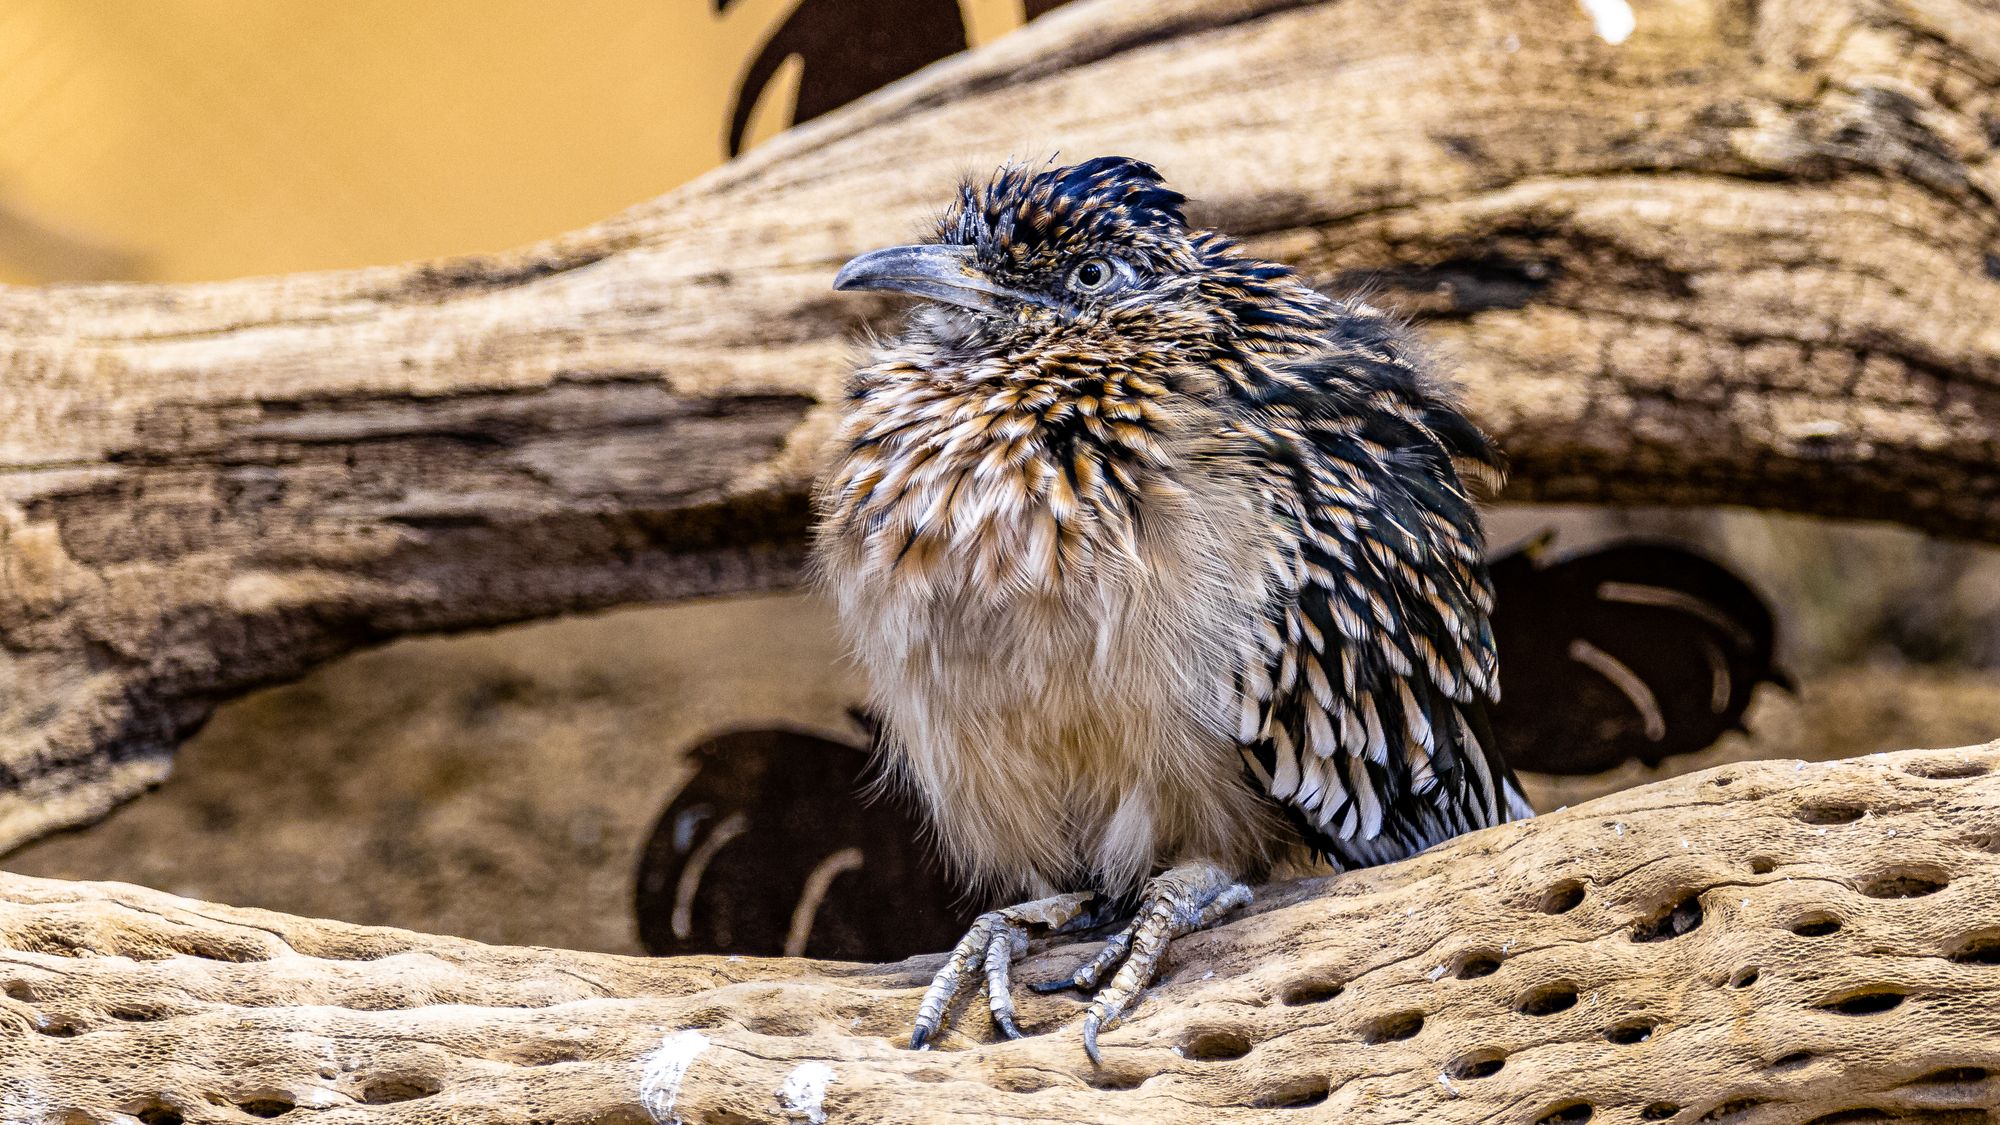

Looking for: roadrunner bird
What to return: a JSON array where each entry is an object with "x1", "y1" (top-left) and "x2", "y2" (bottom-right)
[{"x1": 815, "y1": 157, "x2": 1531, "y2": 1061}]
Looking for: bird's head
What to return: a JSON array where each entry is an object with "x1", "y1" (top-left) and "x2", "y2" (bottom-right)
[{"x1": 834, "y1": 156, "x2": 1323, "y2": 359}]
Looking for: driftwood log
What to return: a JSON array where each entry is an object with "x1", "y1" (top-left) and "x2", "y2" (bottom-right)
[
  {"x1": 0, "y1": 746, "x2": 1996, "y2": 1124},
  {"x1": 0, "y1": 0, "x2": 1997, "y2": 851}
]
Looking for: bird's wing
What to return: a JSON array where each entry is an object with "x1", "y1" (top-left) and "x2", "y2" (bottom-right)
[{"x1": 1227, "y1": 334, "x2": 1524, "y2": 867}]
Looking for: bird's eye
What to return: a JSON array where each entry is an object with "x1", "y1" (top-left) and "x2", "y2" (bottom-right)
[{"x1": 1068, "y1": 256, "x2": 1131, "y2": 295}]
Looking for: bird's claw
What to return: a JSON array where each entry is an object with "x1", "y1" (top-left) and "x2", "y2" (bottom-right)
[
  {"x1": 909, "y1": 891, "x2": 1098, "y2": 1049},
  {"x1": 1052, "y1": 864, "x2": 1252, "y2": 1065},
  {"x1": 906, "y1": 868, "x2": 1250, "y2": 1062}
]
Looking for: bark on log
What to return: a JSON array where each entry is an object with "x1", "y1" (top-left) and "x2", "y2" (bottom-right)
[
  {"x1": 2, "y1": 0, "x2": 1998, "y2": 850},
  {"x1": 1, "y1": 745, "x2": 1997, "y2": 1124}
]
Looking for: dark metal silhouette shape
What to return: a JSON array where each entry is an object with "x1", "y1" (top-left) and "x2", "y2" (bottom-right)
[
  {"x1": 722, "y1": 0, "x2": 968, "y2": 157},
  {"x1": 1487, "y1": 537, "x2": 1788, "y2": 776},
  {"x1": 635, "y1": 726, "x2": 972, "y2": 960}
]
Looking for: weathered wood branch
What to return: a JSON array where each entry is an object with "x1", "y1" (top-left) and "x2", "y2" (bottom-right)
[
  {"x1": 2, "y1": 746, "x2": 1997, "y2": 1123},
  {"x1": 2, "y1": 0, "x2": 1998, "y2": 850}
]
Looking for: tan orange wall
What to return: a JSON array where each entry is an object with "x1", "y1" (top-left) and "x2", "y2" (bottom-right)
[{"x1": 0, "y1": 1, "x2": 1030, "y2": 284}]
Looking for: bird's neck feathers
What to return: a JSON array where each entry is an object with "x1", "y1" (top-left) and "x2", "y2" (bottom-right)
[{"x1": 1185, "y1": 233, "x2": 1347, "y2": 382}]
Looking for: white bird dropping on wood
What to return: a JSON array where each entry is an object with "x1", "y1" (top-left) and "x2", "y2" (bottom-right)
[
  {"x1": 778, "y1": 1061, "x2": 836, "y2": 1124},
  {"x1": 639, "y1": 1030, "x2": 709, "y2": 1125}
]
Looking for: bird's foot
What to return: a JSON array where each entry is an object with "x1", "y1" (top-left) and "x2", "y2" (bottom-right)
[
  {"x1": 908, "y1": 890, "x2": 1100, "y2": 1050},
  {"x1": 1031, "y1": 862, "x2": 1251, "y2": 1065}
]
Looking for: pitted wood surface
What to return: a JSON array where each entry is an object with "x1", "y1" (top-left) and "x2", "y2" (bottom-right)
[
  {"x1": 1, "y1": 745, "x2": 1997, "y2": 1123},
  {"x1": 2, "y1": 0, "x2": 1997, "y2": 850}
]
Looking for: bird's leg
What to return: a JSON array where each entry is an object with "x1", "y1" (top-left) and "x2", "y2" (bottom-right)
[
  {"x1": 1035, "y1": 861, "x2": 1252, "y2": 1064},
  {"x1": 908, "y1": 890, "x2": 1100, "y2": 1049}
]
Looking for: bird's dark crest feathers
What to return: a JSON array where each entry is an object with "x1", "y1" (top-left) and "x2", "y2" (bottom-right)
[{"x1": 941, "y1": 156, "x2": 1190, "y2": 273}]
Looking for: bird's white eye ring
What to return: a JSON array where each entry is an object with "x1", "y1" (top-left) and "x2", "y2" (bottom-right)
[{"x1": 1069, "y1": 256, "x2": 1132, "y2": 295}]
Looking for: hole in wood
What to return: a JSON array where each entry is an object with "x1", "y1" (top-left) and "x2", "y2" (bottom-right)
[
  {"x1": 1604, "y1": 1019, "x2": 1656, "y2": 1044},
  {"x1": 1770, "y1": 1051, "x2": 1813, "y2": 1070},
  {"x1": 35, "y1": 1015, "x2": 81, "y2": 1037},
  {"x1": 1254, "y1": 1077, "x2": 1329, "y2": 1109},
  {"x1": 1950, "y1": 932, "x2": 2000, "y2": 965},
  {"x1": 1361, "y1": 1010, "x2": 1424, "y2": 1043},
  {"x1": 1817, "y1": 989, "x2": 1907, "y2": 1016},
  {"x1": 361, "y1": 1078, "x2": 440, "y2": 1105},
  {"x1": 1964, "y1": 831, "x2": 2000, "y2": 853},
  {"x1": 1642, "y1": 1104, "x2": 1680, "y2": 1120},
  {"x1": 1279, "y1": 978, "x2": 1343, "y2": 1006},
  {"x1": 1535, "y1": 1101, "x2": 1594, "y2": 1124},
  {"x1": 1084, "y1": 1066, "x2": 1147, "y2": 1092},
  {"x1": 1859, "y1": 870, "x2": 1947, "y2": 899},
  {"x1": 675, "y1": 1007, "x2": 729, "y2": 1032},
  {"x1": 156, "y1": 933, "x2": 274, "y2": 963},
  {"x1": 1796, "y1": 803, "x2": 1865, "y2": 825},
  {"x1": 1748, "y1": 857, "x2": 1776, "y2": 875},
  {"x1": 236, "y1": 1099, "x2": 294, "y2": 1119},
  {"x1": 132, "y1": 1103, "x2": 184, "y2": 1125},
  {"x1": 1700, "y1": 1098, "x2": 1764, "y2": 1122},
  {"x1": 1180, "y1": 1028, "x2": 1253, "y2": 1062},
  {"x1": 1517, "y1": 983, "x2": 1578, "y2": 1016},
  {"x1": 1632, "y1": 893, "x2": 1704, "y2": 942},
  {"x1": 1903, "y1": 1065, "x2": 1990, "y2": 1087},
  {"x1": 1789, "y1": 913, "x2": 1842, "y2": 937},
  {"x1": 1447, "y1": 1049, "x2": 1506, "y2": 1079},
  {"x1": 1540, "y1": 880, "x2": 1586, "y2": 914},
  {"x1": 1901, "y1": 757, "x2": 1990, "y2": 780},
  {"x1": 1730, "y1": 967, "x2": 1760, "y2": 988},
  {"x1": 1454, "y1": 952, "x2": 1502, "y2": 979}
]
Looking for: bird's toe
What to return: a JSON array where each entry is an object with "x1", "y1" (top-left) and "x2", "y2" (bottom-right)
[
  {"x1": 904, "y1": 891, "x2": 1098, "y2": 1050},
  {"x1": 993, "y1": 1008, "x2": 1025, "y2": 1040},
  {"x1": 983, "y1": 927, "x2": 1029, "y2": 1039},
  {"x1": 1069, "y1": 865, "x2": 1255, "y2": 1061}
]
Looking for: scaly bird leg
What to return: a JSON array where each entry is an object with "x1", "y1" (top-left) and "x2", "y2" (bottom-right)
[
  {"x1": 1034, "y1": 862, "x2": 1252, "y2": 1065},
  {"x1": 908, "y1": 890, "x2": 1100, "y2": 1049}
]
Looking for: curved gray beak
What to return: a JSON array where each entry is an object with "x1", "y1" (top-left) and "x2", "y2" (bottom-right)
[{"x1": 833, "y1": 244, "x2": 1043, "y2": 313}]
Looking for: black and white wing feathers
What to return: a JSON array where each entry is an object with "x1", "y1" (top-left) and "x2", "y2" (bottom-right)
[{"x1": 1230, "y1": 317, "x2": 1527, "y2": 868}]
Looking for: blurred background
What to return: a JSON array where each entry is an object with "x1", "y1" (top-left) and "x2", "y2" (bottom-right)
[
  {"x1": 2, "y1": 0, "x2": 1995, "y2": 959},
  {"x1": 0, "y1": 0, "x2": 1057, "y2": 285}
]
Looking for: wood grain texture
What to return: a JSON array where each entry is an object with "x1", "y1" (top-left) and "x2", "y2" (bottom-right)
[
  {"x1": 2, "y1": 0, "x2": 1998, "y2": 850},
  {"x1": 2, "y1": 745, "x2": 1997, "y2": 1124}
]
